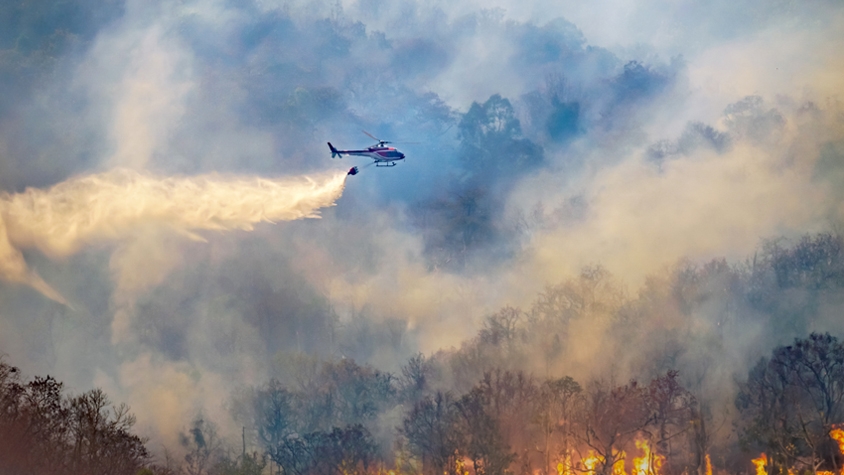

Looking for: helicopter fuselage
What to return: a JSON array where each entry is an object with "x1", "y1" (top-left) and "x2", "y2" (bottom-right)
[{"x1": 328, "y1": 142, "x2": 405, "y2": 167}]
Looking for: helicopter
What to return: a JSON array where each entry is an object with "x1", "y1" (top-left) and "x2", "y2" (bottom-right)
[{"x1": 328, "y1": 131, "x2": 406, "y2": 167}]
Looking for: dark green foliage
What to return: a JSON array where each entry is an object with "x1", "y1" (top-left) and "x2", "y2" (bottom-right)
[
  {"x1": 234, "y1": 358, "x2": 396, "y2": 474},
  {"x1": 415, "y1": 94, "x2": 545, "y2": 268},
  {"x1": 318, "y1": 359, "x2": 396, "y2": 426},
  {"x1": 613, "y1": 61, "x2": 671, "y2": 101},
  {"x1": 458, "y1": 94, "x2": 544, "y2": 180},
  {"x1": 272, "y1": 425, "x2": 377, "y2": 475},
  {"x1": 276, "y1": 358, "x2": 395, "y2": 434}
]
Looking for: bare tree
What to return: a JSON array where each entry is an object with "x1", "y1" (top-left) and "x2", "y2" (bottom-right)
[
  {"x1": 536, "y1": 376, "x2": 583, "y2": 475},
  {"x1": 401, "y1": 391, "x2": 465, "y2": 475},
  {"x1": 399, "y1": 353, "x2": 435, "y2": 404},
  {"x1": 736, "y1": 333, "x2": 844, "y2": 473},
  {"x1": 644, "y1": 371, "x2": 698, "y2": 475},
  {"x1": 575, "y1": 379, "x2": 652, "y2": 475},
  {"x1": 0, "y1": 360, "x2": 149, "y2": 475},
  {"x1": 181, "y1": 418, "x2": 223, "y2": 475}
]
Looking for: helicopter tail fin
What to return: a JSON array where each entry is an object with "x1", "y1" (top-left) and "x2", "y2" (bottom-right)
[{"x1": 327, "y1": 142, "x2": 342, "y2": 159}]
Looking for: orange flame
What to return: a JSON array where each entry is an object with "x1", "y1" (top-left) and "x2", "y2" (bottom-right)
[
  {"x1": 751, "y1": 454, "x2": 767, "y2": 475},
  {"x1": 633, "y1": 439, "x2": 664, "y2": 475},
  {"x1": 832, "y1": 427, "x2": 844, "y2": 475},
  {"x1": 556, "y1": 453, "x2": 575, "y2": 475},
  {"x1": 582, "y1": 451, "x2": 604, "y2": 475},
  {"x1": 705, "y1": 454, "x2": 712, "y2": 475},
  {"x1": 831, "y1": 428, "x2": 844, "y2": 455},
  {"x1": 746, "y1": 428, "x2": 844, "y2": 475},
  {"x1": 451, "y1": 457, "x2": 469, "y2": 475},
  {"x1": 612, "y1": 450, "x2": 627, "y2": 475}
]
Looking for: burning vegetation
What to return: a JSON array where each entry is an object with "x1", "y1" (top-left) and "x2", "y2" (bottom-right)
[
  {"x1": 1, "y1": 233, "x2": 844, "y2": 475},
  {"x1": 0, "y1": 0, "x2": 842, "y2": 472},
  {"x1": 2, "y1": 334, "x2": 843, "y2": 475}
]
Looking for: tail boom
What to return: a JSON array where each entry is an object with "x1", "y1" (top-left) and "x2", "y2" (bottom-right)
[{"x1": 327, "y1": 142, "x2": 342, "y2": 158}]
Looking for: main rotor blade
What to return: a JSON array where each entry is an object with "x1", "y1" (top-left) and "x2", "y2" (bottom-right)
[{"x1": 362, "y1": 130, "x2": 380, "y2": 141}]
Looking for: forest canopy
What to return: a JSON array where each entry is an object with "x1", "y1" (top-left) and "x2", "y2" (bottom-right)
[{"x1": 3, "y1": 233, "x2": 844, "y2": 475}]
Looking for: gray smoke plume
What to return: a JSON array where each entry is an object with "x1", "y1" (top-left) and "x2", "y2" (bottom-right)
[{"x1": 0, "y1": 0, "x2": 842, "y2": 454}]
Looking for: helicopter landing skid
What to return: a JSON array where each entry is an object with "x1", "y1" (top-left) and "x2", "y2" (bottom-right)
[{"x1": 376, "y1": 162, "x2": 397, "y2": 167}]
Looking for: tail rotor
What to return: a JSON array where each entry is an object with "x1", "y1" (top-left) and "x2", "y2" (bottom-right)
[{"x1": 327, "y1": 142, "x2": 342, "y2": 158}]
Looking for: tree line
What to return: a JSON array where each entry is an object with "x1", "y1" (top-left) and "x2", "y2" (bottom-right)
[
  {"x1": 0, "y1": 360, "x2": 148, "y2": 474},
  {"x1": 2, "y1": 232, "x2": 844, "y2": 475},
  {"x1": 4, "y1": 331, "x2": 841, "y2": 475}
]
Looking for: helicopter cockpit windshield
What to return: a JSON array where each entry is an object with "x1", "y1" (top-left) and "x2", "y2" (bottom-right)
[{"x1": 379, "y1": 150, "x2": 404, "y2": 158}]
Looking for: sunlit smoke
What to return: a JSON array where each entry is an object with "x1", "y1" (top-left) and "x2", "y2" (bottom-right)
[{"x1": 0, "y1": 168, "x2": 348, "y2": 303}]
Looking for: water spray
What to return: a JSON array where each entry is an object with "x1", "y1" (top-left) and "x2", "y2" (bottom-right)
[{"x1": 0, "y1": 168, "x2": 349, "y2": 303}]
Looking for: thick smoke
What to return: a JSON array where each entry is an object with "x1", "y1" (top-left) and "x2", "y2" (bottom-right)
[{"x1": 1, "y1": 0, "x2": 843, "y2": 458}]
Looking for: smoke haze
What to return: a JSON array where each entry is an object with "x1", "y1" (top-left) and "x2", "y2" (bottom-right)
[{"x1": 1, "y1": 0, "x2": 843, "y2": 456}]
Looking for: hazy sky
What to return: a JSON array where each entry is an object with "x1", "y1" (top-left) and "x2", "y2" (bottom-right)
[{"x1": 0, "y1": 0, "x2": 842, "y2": 450}]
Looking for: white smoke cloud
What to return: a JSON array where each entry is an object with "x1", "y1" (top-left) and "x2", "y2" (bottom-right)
[
  {"x1": 2, "y1": 0, "x2": 844, "y2": 458},
  {"x1": 94, "y1": 352, "x2": 234, "y2": 451}
]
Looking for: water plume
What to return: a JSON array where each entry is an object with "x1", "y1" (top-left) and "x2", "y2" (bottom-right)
[{"x1": 0, "y1": 168, "x2": 349, "y2": 303}]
